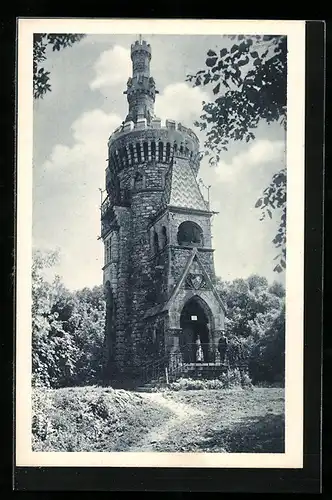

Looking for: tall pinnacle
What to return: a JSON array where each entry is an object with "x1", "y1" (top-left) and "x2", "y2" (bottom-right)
[{"x1": 123, "y1": 37, "x2": 158, "y2": 124}]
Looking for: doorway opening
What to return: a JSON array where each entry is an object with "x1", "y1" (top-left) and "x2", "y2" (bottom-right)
[{"x1": 180, "y1": 296, "x2": 212, "y2": 363}]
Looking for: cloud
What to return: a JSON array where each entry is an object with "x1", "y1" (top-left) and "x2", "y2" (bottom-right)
[
  {"x1": 155, "y1": 82, "x2": 209, "y2": 125},
  {"x1": 90, "y1": 45, "x2": 131, "y2": 90},
  {"x1": 34, "y1": 109, "x2": 122, "y2": 290},
  {"x1": 215, "y1": 139, "x2": 285, "y2": 183}
]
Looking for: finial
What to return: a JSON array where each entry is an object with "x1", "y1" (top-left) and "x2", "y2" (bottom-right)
[{"x1": 139, "y1": 34, "x2": 142, "y2": 44}]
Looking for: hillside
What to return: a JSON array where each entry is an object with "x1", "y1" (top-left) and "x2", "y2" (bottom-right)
[{"x1": 32, "y1": 385, "x2": 284, "y2": 453}]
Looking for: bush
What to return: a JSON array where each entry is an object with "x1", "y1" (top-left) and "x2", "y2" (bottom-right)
[
  {"x1": 31, "y1": 386, "x2": 173, "y2": 452},
  {"x1": 168, "y1": 369, "x2": 252, "y2": 391}
]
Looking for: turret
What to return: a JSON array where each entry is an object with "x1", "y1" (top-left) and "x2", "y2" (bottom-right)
[{"x1": 123, "y1": 37, "x2": 158, "y2": 124}]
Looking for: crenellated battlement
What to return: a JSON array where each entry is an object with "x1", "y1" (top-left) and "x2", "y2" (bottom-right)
[
  {"x1": 107, "y1": 118, "x2": 201, "y2": 176},
  {"x1": 109, "y1": 118, "x2": 199, "y2": 145},
  {"x1": 131, "y1": 39, "x2": 151, "y2": 54}
]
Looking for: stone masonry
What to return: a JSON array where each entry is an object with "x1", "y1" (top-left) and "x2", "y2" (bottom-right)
[{"x1": 101, "y1": 38, "x2": 226, "y2": 382}]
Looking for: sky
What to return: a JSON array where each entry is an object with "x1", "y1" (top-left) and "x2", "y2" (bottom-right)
[{"x1": 33, "y1": 33, "x2": 286, "y2": 291}]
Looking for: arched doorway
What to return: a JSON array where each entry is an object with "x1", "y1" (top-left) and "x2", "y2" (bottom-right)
[{"x1": 180, "y1": 296, "x2": 212, "y2": 363}]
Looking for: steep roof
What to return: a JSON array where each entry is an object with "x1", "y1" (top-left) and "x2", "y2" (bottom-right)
[{"x1": 160, "y1": 156, "x2": 209, "y2": 212}]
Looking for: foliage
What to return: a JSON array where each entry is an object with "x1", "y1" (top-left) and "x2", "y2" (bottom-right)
[
  {"x1": 33, "y1": 33, "x2": 86, "y2": 99},
  {"x1": 186, "y1": 35, "x2": 287, "y2": 271},
  {"x1": 216, "y1": 274, "x2": 285, "y2": 385},
  {"x1": 168, "y1": 370, "x2": 252, "y2": 391},
  {"x1": 32, "y1": 249, "x2": 106, "y2": 388},
  {"x1": 248, "y1": 306, "x2": 285, "y2": 384},
  {"x1": 32, "y1": 386, "x2": 172, "y2": 452}
]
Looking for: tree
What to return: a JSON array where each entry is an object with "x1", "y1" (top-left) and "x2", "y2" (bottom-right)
[
  {"x1": 248, "y1": 306, "x2": 285, "y2": 384},
  {"x1": 33, "y1": 33, "x2": 86, "y2": 99},
  {"x1": 186, "y1": 35, "x2": 287, "y2": 272},
  {"x1": 31, "y1": 248, "x2": 106, "y2": 388},
  {"x1": 216, "y1": 274, "x2": 285, "y2": 384}
]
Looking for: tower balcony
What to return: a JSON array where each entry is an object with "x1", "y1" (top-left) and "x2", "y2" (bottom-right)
[{"x1": 100, "y1": 194, "x2": 113, "y2": 219}]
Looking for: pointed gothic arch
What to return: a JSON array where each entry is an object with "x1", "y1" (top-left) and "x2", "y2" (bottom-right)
[{"x1": 179, "y1": 295, "x2": 214, "y2": 362}]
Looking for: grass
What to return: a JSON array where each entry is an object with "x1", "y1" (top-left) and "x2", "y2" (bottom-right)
[
  {"x1": 32, "y1": 385, "x2": 284, "y2": 453},
  {"x1": 32, "y1": 385, "x2": 173, "y2": 452},
  {"x1": 158, "y1": 387, "x2": 285, "y2": 453}
]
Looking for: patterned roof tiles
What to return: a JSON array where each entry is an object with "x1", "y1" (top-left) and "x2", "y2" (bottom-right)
[{"x1": 160, "y1": 157, "x2": 209, "y2": 212}]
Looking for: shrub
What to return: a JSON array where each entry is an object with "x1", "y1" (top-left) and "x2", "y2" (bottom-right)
[{"x1": 168, "y1": 369, "x2": 253, "y2": 391}]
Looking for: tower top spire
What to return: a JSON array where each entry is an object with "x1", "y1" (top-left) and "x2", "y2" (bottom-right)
[{"x1": 124, "y1": 37, "x2": 158, "y2": 124}]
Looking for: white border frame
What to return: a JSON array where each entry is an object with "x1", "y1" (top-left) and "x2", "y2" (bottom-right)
[{"x1": 16, "y1": 18, "x2": 305, "y2": 468}]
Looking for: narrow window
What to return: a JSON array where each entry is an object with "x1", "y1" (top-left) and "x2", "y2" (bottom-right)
[
  {"x1": 143, "y1": 141, "x2": 149, "y2": 161},
  {"x1": 166, "y1": 142, "x2": 171, "y2": 161},
  {"x1": 129, "y1": 143, "x2": 135, "y2": 164},
  {"x1": 151, "y1": 141, "x2": 156, "y2": 159},
  {"x1": 158, "y1": 142, "x2": 163, "y2": 162},
  {"x1": 105, "y1": 238, "x2": 112, "y2": 264},
  {"x1": 136, "y1": 142, "x2": 142, "y2": 163},
  {"x1": 161, "y1": 226, "x2": 168, "y2": 247},
  {"x1": 154, "y1": 230, "x2": 159, "y2": 254}
]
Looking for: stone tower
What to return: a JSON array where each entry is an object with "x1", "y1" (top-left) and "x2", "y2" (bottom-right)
[{"x1": 101, "y1": 38, "x2": 225, "y2": 383}]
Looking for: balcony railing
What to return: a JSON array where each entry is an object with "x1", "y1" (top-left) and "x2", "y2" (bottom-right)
[
  {"x1": 100, "y1": 195, "x2": 112, "y2": 219},
  {"x1": 138, "y1": 343, "x2": 227, "y2": 386},
  {"x1": 179, "y1": 343, "x2": 223, "y2": 364}
]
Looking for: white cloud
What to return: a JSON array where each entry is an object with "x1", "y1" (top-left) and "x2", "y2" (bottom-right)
[
  {"x1": 216, "y1": 139, "x2": 285, "y2": 183},
  {"x1": 155, "y1": 82, "x2": 209, "y2": 125},
  {"x1": 90, "y1": 45, "x2": 131, "y2": 90},
  {"x1": 34, "y1": 109, "x2": 122, "y2": 290}
]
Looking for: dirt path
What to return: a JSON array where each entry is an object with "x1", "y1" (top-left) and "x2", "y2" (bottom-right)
[{"x1": 129, "y1": 392, "x2": 205, "y2": 452}]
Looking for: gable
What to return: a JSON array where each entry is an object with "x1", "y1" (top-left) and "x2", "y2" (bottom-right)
[{"x1": 165, "y1": 248, "x2": 226, "y2": 313}]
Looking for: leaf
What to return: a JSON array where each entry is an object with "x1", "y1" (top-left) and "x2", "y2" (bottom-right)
[
  {"x1": 267, "y1": 209, "x2": 272, "y2": 219},
  {"x1": 207, "y1": 49, "x2": 217, "y2": 57},
  {"x1": 273, "y1": 265, "x2": 283, "y2": 273},
  {"x1": 213, "y1": 83, "x2": 220, "y2": 95},
  {"x1": 206, "y1": 57, "x2": 218, "y2": 67},
  {"x1": 220, "y1": 48, "x2": 228, "y2": 57},
  {"x1": 231, "y1": 44, "x2": 239, "y2": 53},
  {"x1": 255, "y1": 199, "x2": 262, "y2": 208},
  {"x1": 238, "y1": 56, "x2": 249, "y2": 67}
]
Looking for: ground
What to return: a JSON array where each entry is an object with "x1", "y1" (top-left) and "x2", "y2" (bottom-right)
[
  {"x1": 32, "y1": 386, "x2": 284, "y2": 453},
  {"x1": 129, "y1": 388, "x2": 284, "y2": 453}
]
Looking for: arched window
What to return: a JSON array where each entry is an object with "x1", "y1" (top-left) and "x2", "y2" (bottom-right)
[
  {"x1": 151, "y1": 141, "x2": 156, "y2": 159},
  {"x1": 143, "y1": 141, "x2": 149, "y2": 161},
  {"x1": 173, "y1": 142, "x2": 178, "y2": 153},
  {"x1": 166, "y1": 142, "x2": 171, "y2": 161},
  {"x1": 177, "y1": 221, "x2": 203, "y2": 247},
  {"x1": 134, "y1": 171, "x2": 143, "y2": 190},
  {"x1": 158, "y1": 142, "x2": 164, "y2": 162},
  {"x1": 136, "y1": 142, "x2": 142, "y2": 163},
  {"x1": 154, "y1": 230, "x2": 159, "y2": 254},
  {"x1": 180, "y1": 144, "x2": 184, "y2": 154},
  {"x1": 161, "y1": 226, "x2": 168, "y2": 247}
]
